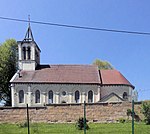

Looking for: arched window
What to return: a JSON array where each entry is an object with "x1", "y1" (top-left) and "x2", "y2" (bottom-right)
[
  {"x1": 19, "y1": 90, "x2": 24, "y2": 103},
  {"x1": 35, "y1": 90, "x2": 40, "y2": 103},
  {"x1": 75, "y1": 90, "x2": 80, "y2": 103},
  {"x1": 88, "y1": 90, "x2": 93, "y2": 103},
  {"x1": 123, "y1": 92, "x2": 128, "y2": 100},
  {"x1": 27, "y1": 46, "x2": 31, "y2": 60},
  {"x1": 22, "y1": 47, "x2": 26, "y2": 60},
  {"x1": 48, "y1": 90, "x2": 53, "y2": 104}
]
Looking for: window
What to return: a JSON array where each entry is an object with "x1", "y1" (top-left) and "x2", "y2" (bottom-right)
[
  {"x1": 27, "y1": 46, "x2": 31, "y2": 60},
  {"x1": 75, "y1": 90, "x2": 80, "y2": 103},
  {"x1": 123, "y1": 92, "x2": 128, "y2": 100},
  {"x1": 88, "y1": 90, "x2": 93, "y2": 103},
  {"x1": 23, "y1": 47, "x2": 26, "y2": 60},
  {"x1": 35, "y1": 90, "x2": 40, "y2": 103},
  {"x1": 48, "y1": 90, "x2": 53, "y2": 104},
  {"x1": 19, "y1": 90, "x2": 24, "y2": 103},
  {"x1": 62, "y1": 91, "x2": 66, "y2": 96}
]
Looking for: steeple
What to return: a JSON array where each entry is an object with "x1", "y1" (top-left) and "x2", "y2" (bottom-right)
[
  {"x1": 23, "y1": 15, "x2": 34, "y2": 42},
  {"x1": 17, "y1": 16, "x2": 41, "y2": 71}
]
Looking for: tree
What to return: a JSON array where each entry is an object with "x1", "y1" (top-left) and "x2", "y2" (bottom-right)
[
  {"x1": 93, "y1": 59, "x2": 113, "y2": 70},
  {"x1": 0, "y1": 39, "x2": 17, "y2": 106},
  {"x1": 141, "y1": 101, "x2": 150, "y2": 125}
]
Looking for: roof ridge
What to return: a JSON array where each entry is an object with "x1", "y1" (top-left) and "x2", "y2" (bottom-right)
[{"x1": 49, "y1": 64, "x2": 98, "y2": 67}]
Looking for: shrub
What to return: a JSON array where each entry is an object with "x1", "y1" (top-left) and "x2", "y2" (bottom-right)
[
  {"x1": 76, "y1": 117, "x2": 89, "y2": 130},
  {"x1": 141, "y1": 101, "x2": 150, "y2": 125},
  {"x1": 17, "y1": 121, "x2": 28, "y2": 128},
  {"x1": 119, "y1": 118, "x2": 126, "y2": 123},
  {"x1": 126, "y1": 109, "x2": 141, "y2": 122},
  {"x1": 127, "y1": 109, "x2": 132, "y2": 119}
]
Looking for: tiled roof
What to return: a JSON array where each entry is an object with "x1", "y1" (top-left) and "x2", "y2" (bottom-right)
[
  {"x1": 100, "y1": 69, "x2": 134, "y2": 88},
  {"x1": 12, "y1": 65, "x2": 100, "y2": 84},
  {"x1": 11, "y1": 65, "x2": 134, "y2": 88}
]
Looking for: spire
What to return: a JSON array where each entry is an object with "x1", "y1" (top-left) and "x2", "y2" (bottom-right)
[{"x1": 23, "y1": 15, "x2": 34, "y2": 42}]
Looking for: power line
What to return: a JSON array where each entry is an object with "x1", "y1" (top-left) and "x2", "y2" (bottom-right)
[
  {"x1": 0, "y1": 16, "x2": 150, "y2": 36},
  {"x1": 138, "y1": 89, "x2": 150, "y2": 92}
]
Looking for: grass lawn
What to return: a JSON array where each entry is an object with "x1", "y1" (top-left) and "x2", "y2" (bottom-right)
[{"x1": 0, "y1": 122, "x2": 150, "y2": 134}]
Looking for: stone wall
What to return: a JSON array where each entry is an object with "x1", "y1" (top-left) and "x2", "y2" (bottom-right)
[{"x1": 0, "y1": 102, "x2": 143, "y2": 123}]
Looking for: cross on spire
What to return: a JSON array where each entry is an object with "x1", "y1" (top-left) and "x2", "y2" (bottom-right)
[
  {"x1": 23, "y1": 15, "x2": 34, "y2": 42},
  {"x1": 28, "y1": 15, "x2": 30, "y2": 27}
]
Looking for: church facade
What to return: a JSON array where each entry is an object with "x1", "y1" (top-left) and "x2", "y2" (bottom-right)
[{"x1": 10, "y1": 25, "x2": 134, "y2": 107}]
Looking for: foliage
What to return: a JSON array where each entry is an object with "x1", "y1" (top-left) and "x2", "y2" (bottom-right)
[
  {"x1": 127, "y1": 109, "x2": 132, "y2": 119},
  {"x1": 141, "y1": 101, "x2": 150, "y2": 125},
  {"x1": 0, "y1": 39, "x2": 17, "y2": 106},
  {"x1": 126, "y1": 109, "x2": 141, "y2": 122},
  {"x1": 93, "y1": 59, "x2": 113, "y2": 70},
  {"x1": 118, "y1": 118, "x2": 126, "y2": 123},
  {"x1": 17, "y1": 121, "x2": 28, "y2": 128},
  {"x1": 76, "y1": 117, "x2": 89, "y2": 130}
]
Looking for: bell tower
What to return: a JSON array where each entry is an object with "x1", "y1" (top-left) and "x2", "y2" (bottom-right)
[{"x1": 18, "y1": 18, "x2": 41, "y2": 71}]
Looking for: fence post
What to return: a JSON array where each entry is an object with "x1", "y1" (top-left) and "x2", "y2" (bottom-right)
[
  {"x1": 84, "y1": 101, "x2": 86, "y2": 134},
  {"x1": 132, "y1": 100, "x2": 134, "y2": 134},
  {"x1": 27, "y1": 104, "x2": 30, "y2": 134}
]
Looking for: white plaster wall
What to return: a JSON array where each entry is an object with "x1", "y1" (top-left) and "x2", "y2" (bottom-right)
[
  {"x1": 101, "y1": 85, "x2": 133, "y2": 101},
  {"x1": 22, "y1": 62, "x2": 36, "y2": 70},
  {"x1": 12, "y1": 83, "x2": 100, "y2": 107},
  {"x1": 18, "y1": 42, "x2": 39, "y2": 71},
  {"x1": 12, "y1": 84, "x2": 28, "y2": 107}
]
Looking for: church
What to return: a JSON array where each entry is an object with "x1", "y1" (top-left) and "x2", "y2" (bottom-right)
[{"x1": 10, "y1": 25, "x2": 135, "y2": 107}]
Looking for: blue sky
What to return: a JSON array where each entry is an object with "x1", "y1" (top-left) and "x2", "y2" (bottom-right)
[{"x1": 0, "y1": 0, "x2": 150, "y2": 101}]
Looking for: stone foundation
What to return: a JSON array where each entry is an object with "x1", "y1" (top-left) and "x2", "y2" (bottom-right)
[{"x1": 0, "y1": 102, "x2": 143, "y2": 123}]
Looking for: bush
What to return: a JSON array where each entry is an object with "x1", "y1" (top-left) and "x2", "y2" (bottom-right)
[
  {"x1": 127, "y1": 109, "x2": 132, "y2": 120},
  {"x1": 141, "y1": 101, "x2": 150, "y2": 125},
  {"x1": 17, "y1": 121, "x2": 28, "y2": 128},
  {"x1": 119, "y1": 118, "x2": 126, "y2": 123},
  {"x1": 76, "y1": 117, "x2": 89, "y2": 130}
]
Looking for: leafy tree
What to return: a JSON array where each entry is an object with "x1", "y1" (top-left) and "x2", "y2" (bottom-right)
[
  {"x1": 141, "y1": 101, "x2": 150, "y2": 125},
  {"x1": 0, "y1": 39, "x2": 17, "y2": 106},
  {"x1": 93, "y1": 59, "x2": 113, "y2": 70}
]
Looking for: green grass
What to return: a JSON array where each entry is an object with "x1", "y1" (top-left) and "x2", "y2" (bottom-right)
[{"x1": 0, "y1": 122, "x2": 150, "y2": 134}]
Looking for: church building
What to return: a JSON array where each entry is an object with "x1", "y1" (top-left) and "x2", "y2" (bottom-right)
[{"x1": 10, "y1": 25, "x2": 135, "y2": 107}]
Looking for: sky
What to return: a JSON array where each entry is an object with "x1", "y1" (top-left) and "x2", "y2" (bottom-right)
[{"x1": 0, "y1": 0, "x2": 150, "y2": 101}]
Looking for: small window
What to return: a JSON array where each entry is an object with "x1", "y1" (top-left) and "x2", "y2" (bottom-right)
[
  {"x1": 123, "y1": 92, "x2": 128, "y2": 100},
  {"x1": 75, "y1": 90, "x2": 80, "y2": 103},
  {"x1": 88, "y1": 90, "x2": 93, "y2": 103},
  {"x1": 48, "y1": 90, "x2": 53, "y2": 104},
  {"x1": 62, "y1": 91, "x2": 66, "y2": 96},
  {"x1": 19, "y1": 90, "x2": 24, "y2": 103},
  {"x1": 35, "y1": 90, "x2": 40, "y2": 103}
]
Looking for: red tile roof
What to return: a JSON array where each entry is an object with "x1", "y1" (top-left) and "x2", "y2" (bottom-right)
[
  {"x1": 11, "y1": 65, "x2": 134, "y2": 88},
  {"x1": 100, "y1": 69, "x2": 134, "y2": 88},
  {"x1": 12, "y1": 65, "x2": 100, "y2": 84}
]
